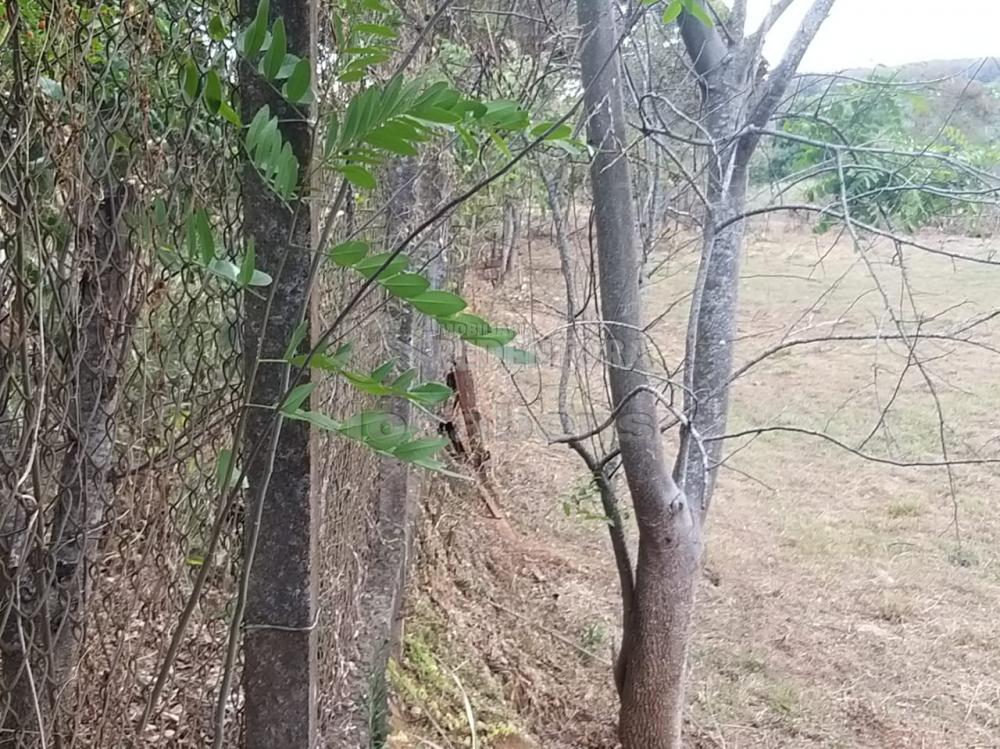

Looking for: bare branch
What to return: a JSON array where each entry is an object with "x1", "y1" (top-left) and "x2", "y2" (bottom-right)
[
  {"x1": 750, "y1": 0, "x2": 797, "y2": 38},
  {"x1": 713, "y1": 426, "x2": 1000, "y2": 468},
  {"x1": 730, "y1": 0, "x2": 749, "y2": 39},
  {"x1": 740, "y1": 0, "x2": 837, "y2": 162},
  {"x1": 728, "y1": 325, "x2": 1000, "y2": 384}
]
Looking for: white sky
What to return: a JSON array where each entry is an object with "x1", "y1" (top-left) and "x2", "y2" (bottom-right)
[{"x1": 746, "y1": 0, "x2": 1000, "y2": 72}]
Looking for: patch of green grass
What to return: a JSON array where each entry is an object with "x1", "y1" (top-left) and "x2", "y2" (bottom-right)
[
  {"x1": 763, "y1": 681, "x2": 800, "y2": 716},
  {"x1": 736, "y1": 653, "x2": 767, "y2": 675},
  {"x1": 886, "y1": 500, "x2": 923, "y2": 519},
  {"x1": 389, "y1": 625, "x2": 525, "y2": 745},
  {"x1": 948, "y1": 546, "x2": 980, "y2": 568},
  {"x1": 578, "y1": 621, "x2": 607, "y2": 659}
]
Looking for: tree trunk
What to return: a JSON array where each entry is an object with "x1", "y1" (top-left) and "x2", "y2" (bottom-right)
[
  {"x1": 494, "y1": 199, "x2": 520, "y2": 286},
  {"x1": 239, "y1": 0, "x2": 318, "y2": 745},
  {"x1": 674, "y1": 0, "x2": 836, "y2": 511},
  {"x1": 350, "y1": 156, "x2": 419, "y2": 746},
  {"x1": 1, "y1": 182, "x2": 140, "y2": 748},
  {"x1": 576, "y1": 0, "x2": 702, "y2": 746}
]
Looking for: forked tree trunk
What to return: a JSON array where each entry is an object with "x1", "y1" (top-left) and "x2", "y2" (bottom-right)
[
  {"x1": 575, "y1": 1, "x2": 703, "y2": 746},
  {"x1": 675, "y1": 0, "x2": 836, "y2": 509}
]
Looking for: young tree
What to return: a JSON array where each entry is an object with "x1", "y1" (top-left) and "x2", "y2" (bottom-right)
[
  {"x1": 575, "y1": 0, "x2": 835, "y2": 745},
  {"x1": 577, "y1": 1, "x2": 699, "y2": 745}
]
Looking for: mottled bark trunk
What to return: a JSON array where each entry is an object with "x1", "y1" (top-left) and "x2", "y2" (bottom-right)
[
  {"x1": 1, "y1": 183, "x2": 139, "y2": 748},
  {"x1": 676, "y1": 155, "x2": 749, "y2": 511},
  {"x1": 351, "y1": 158, "x2": 418, "y2": 746},
  {"x1": 239, "y1": 0, "x2": 318, "y2": 746},
  {"x1": 675, "y1": 0, "x2": 835, "y2": 513},
  {"x1": 576, "y1": 0, "x2": 702, "y2": 746}
]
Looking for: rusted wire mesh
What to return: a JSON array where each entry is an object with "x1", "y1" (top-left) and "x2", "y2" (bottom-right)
[
  {"x1": 2, "y1": 2, "x2": 248, "y2": 746},
  {"x1": 1, "y1": 1, "x2": 409, "y2": 745}
]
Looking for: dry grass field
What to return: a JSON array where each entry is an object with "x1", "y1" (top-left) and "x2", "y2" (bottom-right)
[{"x1": 390, "y1": 216, "x2": 1000, "y2": 748}]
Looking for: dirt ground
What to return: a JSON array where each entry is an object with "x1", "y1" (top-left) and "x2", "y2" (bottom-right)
[{"x1": 389, "y1": 216, "x2": 1000, "y2": 748}]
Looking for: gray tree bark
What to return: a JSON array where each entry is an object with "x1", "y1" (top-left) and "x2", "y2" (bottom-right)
[
  {"x1": 348, "y1": 157, "x2": 419, "y2": 747},
  {"x1": 675, "y1": 0, "x2": 836, "y2": 513},
  {"x1": 575, "y1": 1, "x2": 702, "y2": 746},
  {"x1": 238, "y1": 0, "x2": 318, "y2": 746},
  {"x1": 575, "y1": 1, "x2": 837, "y2": 746}
]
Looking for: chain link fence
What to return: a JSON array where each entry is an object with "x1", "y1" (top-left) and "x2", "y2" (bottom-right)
[{"x1": 1, "y1": 2, "x2": 391, "y2": 746}]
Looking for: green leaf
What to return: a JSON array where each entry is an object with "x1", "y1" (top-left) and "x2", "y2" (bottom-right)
[
  {"x1": 392, "y1": 437, "x2": 449, "y2": 463},
  {"x1": 371, "y1": 360, "x2": 394, "y2": 382},
  {"x1": 392, "y1": 369, "x2": 417, "y2": 390},
  {"x1": 276, "y1": 53, "x2": 302, "y2": 79},
  {"x1": 341, "y1": 370, "x2": 394, "y2": 396},
  {"x1": 281, "y1": 382, "x2": 316, "y2": 414},
  {"x1": 275, "y1": 142, "x2": 299, "y2": 197},
  {"x1": 341, "y1": 87, "x2": 375, "y2": 145},
  {"x1": 364, "y1": 130, "x2": 418, "y2": 156},
  {"x1": 380, "y1": 272, "x2": 429, "y2": 299},
  {"x1": 181, "y1": 58, "x2": 200, "y2": 102},
  {"x1": 238, "y1": 238, "x2": 256, "y2": 286},
  {"x1": 406, "y1": 382, "x2": 452, "y2": 405},
  {"x1": 354, "y1": 22, "x2": 396, "y2": 38},
  {"x1": 248, "y1": 269, "x2": 272, "y2": 286},
  {"x1": 219, "y1": 102, "x2": 243, "y2": 127},
  {"x1": 290, "y1": 342, "x2": 352, "y2": 372},
  {"x1": 189, "y1": 210, "x2": 214, "y2": 263},
  {"x1": 262, "y1": 18, "x2": 286, "y2": 80},
  {"x1": 203, "y1": 69, "x2": 223, "y2": 114},
  {"x1": 241, "y1": 0, "x2": 269, "y2": 57},
  {"x1": 488, "y1": 130, "x2": 513, "y2": 159},
  {"x1": 330, "y1": 240, "x2": 368, "y2": 266},
  {"x1": 455, "y1": 125, "x2": 478, "y2": 152},
  {"x1": 486, "y1": 105, "x2": 522, "y2": 128},
  {"x1": 206, "y1": 258, "x2": 270, "y2": 287},
  {"x1": 324, "y1": 115, "x2": 340, "y2": 156},
  {"x1": 284, "y1": 59, "x2": 312, "y2": 102},
  {"x1": 412, "y1": 106, "x2": 461, "y2": 125},
  {"x1": 339, "y1": 164, "x2": 376, "y2": 190},
  {"x1": 436, "y1": 313, "x2": 491, "y2": 337},
  {"x1": 354, "y1": 252, "x2": 409, "y2": 279},
  {"x1": 454, "y1": 99, "x2": 487, "y2": 118},
  {"x1": 410, "y1": 291, "x2": 467, "y2": 317},
  {"x1": 330, "y1": 239, "x2": 368, "y2": 268},
  {"x1": 466, "y1": 327, "x2": 517, "y2": 348},
  {"x1": 246, "y1": 106, "x2": 271, "y2": 152},
  {"x1": 495, "y1": 346, "x2": 536, "y2": 365},
  {"x1": 341, "y1": 411, "x2": 406, "y2": 450},
  {"x1": 661, "y1": 0, "x2": 684, "y2": 24},
  {"x1": 284, "y1": 319, "x2": 308, "y2": 359},
  {"x1": 209, "y1": 14, "x2": 228, "y2": 41},
  {"x1": 284, "y1": 407, "x2": 342, "y2": 434},
  {"x1": 216, "y1": 449, "x2": 237, "y2": 490},
  {"x1": 530, "y1": 121, "x2": 573, "y2": 140},
  {"x1": 338, "y1": 69, "x2": 366, "y2": 83},
  {"x1": 685, "y1": 0, "x2": 714, "y2": 27},
  {"x1": 206, "y1": 259, "x2": 240, "y2": 283}
]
